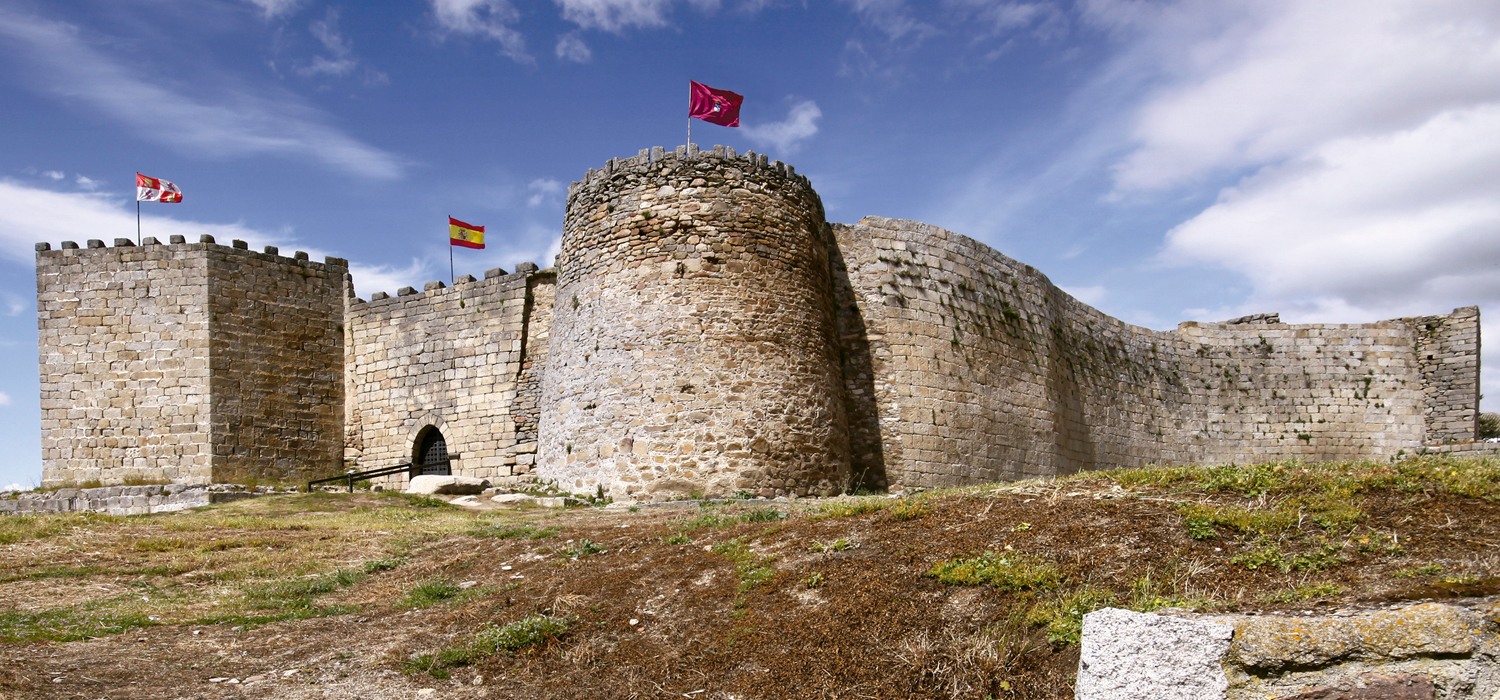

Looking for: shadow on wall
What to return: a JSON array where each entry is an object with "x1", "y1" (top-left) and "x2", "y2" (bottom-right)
[{"x1": 830, "y1": 236, "x2": 887, "y2": 491}]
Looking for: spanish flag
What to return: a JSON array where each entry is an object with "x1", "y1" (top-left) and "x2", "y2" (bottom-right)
[{"x1": 449, "y1": 217, "x2": 484, "y2": 249}]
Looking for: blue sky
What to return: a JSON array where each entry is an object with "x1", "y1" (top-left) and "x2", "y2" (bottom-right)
[{"x1": 1, "y1": 0, "x2": 1497, "y2": 487}]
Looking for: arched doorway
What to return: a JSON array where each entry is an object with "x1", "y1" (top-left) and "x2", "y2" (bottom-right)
[{"x1": 413, "y1": 427, "x2": 452, "y2": 476}]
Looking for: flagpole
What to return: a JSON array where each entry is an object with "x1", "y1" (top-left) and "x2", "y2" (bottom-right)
[
  {"x1": 136, "y1": 200, "x2": 141, "y2": 245},
  {"x1": 686, "y1": 80, "x2": 691, "y2": 153},
  {"x1": 449, "y1": 238, "x2": 455, "y2": 286}
]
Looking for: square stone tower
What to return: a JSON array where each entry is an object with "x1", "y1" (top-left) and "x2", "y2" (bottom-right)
[{"x1": 36, "y1": 236, "x2": 347, "y2": 487}]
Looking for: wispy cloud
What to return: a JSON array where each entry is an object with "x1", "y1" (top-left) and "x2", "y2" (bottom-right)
[
  {"x1": 43, "y1": 171, "x2": 63, "y2": 181},
  {"x1": 555, "y1": 0, "x2": 678, "y2": 32},
  {"x1": 742, "y1": 100, "x2": 822, "y2": 155},
  {"x1": 245, "y1": 0, "x2": 304, "y2": 19},
  {"x1": 0, "y1": 8, "x2": 403, "y2": 179},
  {"x1": 527, "y1": 178, "x2": 564, "y2": 207},
  {"x1": 555, "y1": 32, "x2": 592, "y2": 62},
  {"x1": 1, "y1": 293, "x2": 24, "y2": 316},
  {"x1": 74, "y1": 175, "x2": 99, "y2": 191},
  {"x1": 299, "y1": 8, "x2": 357, "y2": 77},
  {"x1": 431, "y1": 0, "x2": 530, "y2": 62}
]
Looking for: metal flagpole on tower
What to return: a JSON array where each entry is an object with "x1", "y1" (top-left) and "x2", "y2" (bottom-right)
[
  {"x1": 449, "y1": 234, "x2": 455, "y2": 285},
  {"x1": 687, "y1": 80, "x2": 692, "y2": 153},
  {"x1": 136, "y1": 200, "x2": 141, "y2": 245}
]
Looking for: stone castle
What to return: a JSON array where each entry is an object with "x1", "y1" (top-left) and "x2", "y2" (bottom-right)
[{"x1": 35, "y1": 145, "x2": 1485, "y2": 499}]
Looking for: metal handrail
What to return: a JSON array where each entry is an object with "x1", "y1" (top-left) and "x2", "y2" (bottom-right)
[
  {"x1": 305, "y1": 463, "x2": 414, "y2": 493},
  {"x1": 304, "y1": 458, "x2": 454, "y2": 493}
]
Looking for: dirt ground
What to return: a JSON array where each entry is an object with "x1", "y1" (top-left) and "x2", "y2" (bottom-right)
[{"x1": 2, "y1": 458, "x2": 1498, "y2": 700}]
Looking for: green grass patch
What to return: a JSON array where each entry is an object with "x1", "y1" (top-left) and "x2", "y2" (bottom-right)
[
  {"x1": 930, "y1": 552, "x2": 1061, "y2": 591},
  {"x1": 712, "y1": 538, "x2": 777, "y2": 597},
  {"x1": 1027, "y1": 585, "x2": 1117, "y2": 646},
  {"x1": 809, "y1": 498, "x2": 889, "y2": 521},
  {"x1": 468, "y1": 523, "x2": 559, "y2": 539},
  {"x1": 402, "y1": 615, "x2": 570, "y2": 678},
  {"x1": 888, "y1": 497, "x2": 932, "y2": 521},
  {"x1": 1231, "y1": 541, "x2": 1346, "y2": 573},
  {"x1": 0, "y1": 603, "x2": 158, "y2": 643},
  {"x1": 1260, "y1": 582, "x2": 1346, "y2": 603},
  {"x1": 1392, "y1": 563, "x2": 1445, "y2": 578},
  {"x1": 399, "y1": 579, "x2": 462, "y2": 608}
]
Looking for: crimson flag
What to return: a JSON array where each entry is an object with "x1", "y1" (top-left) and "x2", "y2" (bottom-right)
[{"x1": 689, "y1": 80, "x2": 742, "y2": 127}]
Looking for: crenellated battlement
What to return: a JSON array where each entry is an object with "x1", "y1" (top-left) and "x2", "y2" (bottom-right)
[
  {"x1": 567, "y1": 143, "x2": 810, "y2": 201},
  {"x1": 35, "y1": 234, "x2": 348, "y2": 274}
]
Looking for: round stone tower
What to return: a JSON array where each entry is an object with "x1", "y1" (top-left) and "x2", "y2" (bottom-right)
[{"x1": 536, "y1": 145, "x2": 851, "y2": 501}]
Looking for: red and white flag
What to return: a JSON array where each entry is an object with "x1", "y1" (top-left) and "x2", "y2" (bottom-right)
[{"x1": 136, "y1": 173, "x2": 182, "y2": 203}]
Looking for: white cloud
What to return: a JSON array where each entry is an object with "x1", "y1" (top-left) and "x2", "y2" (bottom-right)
[
  {"x1": 74, "y1": 175, "x2": 99, "y2": 191},
  {"x1": 947, "y1": 0, "x2": 1066, "y2": 39},
  {"x1": 0, "y1": 9, "x2": 402, "y2": 179},
  {"x1": 0, "y1": 178, "x2": 442, "y2": 300},
  {"x1": 431, "y1": 0, "x2": 530, "y2": 61},
  {"x1": 0, "y1": 392, "x2": 9, "y2": 407},
  {"x1": 555, "y1": 33, "x2": 592, "y2": 63},
  {"x1": 1102, "y1": 0, "x2": 1500, "y2": 192},
  {"x1": 349, "y1": 259, "x2": 434, "y2": 299},
  {"x1": 742, "y1": 100, "x2": 822, "y2": 155},
  {"x1": 527, "y1": 178, "x2": 564, "y2": 207},
  {"x1": 299, "y1": 8, "x2": 358, "y2": 77},
  {"x1": 0, "y1": 483, "x2": 22, "y2": 492},
  {"x1": 555, "y1": 0, "x2": 676, "y2": 32},
  {"x1": 1110, "y1": 0, "x2": 1500, "y2": 409},
  {"x1": 1060, "y1": 285, "x2": 1107, "y2": 306},
  {"x1": 43, "y1": 171, "x2": 63, "y2": 180},
  {"x1": 245, "y1": 0, "x2": 303, "y2": 19},
  {"x1": 842, "y1": 0, "x2": 936, "y2": 41},
  {"x1": 2, "y1": 293, "x2": 25, "y2": 316}
]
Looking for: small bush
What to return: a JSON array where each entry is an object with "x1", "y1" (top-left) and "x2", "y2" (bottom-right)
[
  {"x1": 563, "y1": 539, "x2": 606, "y2": 558},
  {"x1": 1479, "y1": 412, "x2": 1500, "y2": 439},
  {"x1": 929, "y1": 552, "x2": 1061, "y2": 591},
  {"x1": 662, "y1": 533, "x2": 692, "y2": 545},
  {"x1": 809, "y1": 538, "x2": 855, "y2": 553}
]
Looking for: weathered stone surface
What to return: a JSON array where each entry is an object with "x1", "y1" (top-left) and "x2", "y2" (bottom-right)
[
  {"x1": 36, "y1": 241, "x2": 345, "y2": 486},
  {"x1": 1231, "y1": 603, "x2": 1472, "y2": 672},
  {"x1": 406, "y1": 475, "x2": 489, "y2": 495},
  {"x1": 1076, "y1": 607, "x2": 1234, "y2": 700},
  {"x1": 490, "y1": 493, "x2": 535, "y2": 504},
  {"x1": 534, "y1": 496, "x2": 584, "y2": 508},
  {"x1": 1276, "y1": 673, "x2": 1435, "y2": 700},
  {"x1": 1080, "y1": 603, "x2": 1500, "y2": 700}
]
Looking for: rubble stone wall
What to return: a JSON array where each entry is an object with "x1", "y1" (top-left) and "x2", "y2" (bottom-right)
[
  {"x1": 537, "y1": 146, "x2": 852, "y2": 500},
  {"x1": 345, "y1": 265, "x2": 554, "y2": 487},
  {"x1": 832, "y1": 217, "x2": 1476, "y2": 490}
]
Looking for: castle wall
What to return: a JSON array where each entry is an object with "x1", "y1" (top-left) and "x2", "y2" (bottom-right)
[
  {"x1": 36, "y1": 237, "x2": 347, "y2": 487},
  {"x1": 204, "y1": 244, "x2": 346, "y2": 484},
  {"x1": 345, "y1": 266, "x2": 554, "y2": 484},
  {"x1": 37, "y1": 240, "x2": 213, "y2": 486},
  {"x1": 833, "y1": 217, "x2": 1473, "y2": 489},
  {"x1": 1413, "y1": 306, "x2": 1482, "y2": 442},
  {"x1": 538, "y1": 146, "x2": 852, "y2": 499}
]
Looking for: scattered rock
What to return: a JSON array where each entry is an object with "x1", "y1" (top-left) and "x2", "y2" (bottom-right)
[
  {"x1": 491, "y1": 493, "x2": 535, "y2": 504},
  {"x1": 535, "y1": 496, "x2": 584, "y2": 508},
  {"x1": 406, "y1": 475, "x2": 490, "y2": 495},
  {"x1": 449, "y1": 495, "x2": 481, "y2": 507},
  {"x1": 1075, "y1": 608, "x2": 1233, "y2": 700},
  {"x1": 458, "y1": 580, "x2": 478, "y2": 590}
]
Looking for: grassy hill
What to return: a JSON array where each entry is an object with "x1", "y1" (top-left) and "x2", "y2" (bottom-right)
[{"x1": 2, "y1": 455, "x2": 1497, "y2": 699}]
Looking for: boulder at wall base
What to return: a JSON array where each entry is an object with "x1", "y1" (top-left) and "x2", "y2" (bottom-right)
[{"x1": 406, "y1": 475, "x2": 490, "y2": 495}]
